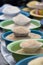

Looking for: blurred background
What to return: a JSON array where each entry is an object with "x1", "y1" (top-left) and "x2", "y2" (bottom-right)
[{"x1": 0, "y1": 0, "x2": 42, "y2": 7}]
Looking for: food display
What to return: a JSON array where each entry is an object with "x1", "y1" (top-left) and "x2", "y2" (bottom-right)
[
  {"x1": 13, "y1": 14, "x2": 31, "y2": 26},
  {"x1": 2, "y1": 5, "x2": 20, "y2": 15},
  {"x1": 7, "y1": 39, "x2": 43, "y2": 62},
  {"x1": 30, "y1": 2, "x2": 43, "y2": 19},
  {"x1": 6, "y1": 31, "x2": 41, "y2": 41},
  {"x1": 0, "y1": 1, "x2": 43, "y2": 65},
  {"x1": 3, "y1": 21, "x2": 39, "y2": 30},
  {"x1": 15, "y1": 48, "x2": 43, "y2": 54},
  {"x1": 12, "y1": 26, "x2": 29, "y2": 37},
  {"x1": 20, "y1": 40, "x2": 42, "y2": 53},
  {"x1": 27, "y1": 1, "x2": 39, "y2": 9},
  {"x1": 0, "y1": 18, "x2": 41, "y2": 30},
  {"x1": 35, "y1": 3, "x2": 43, "y2": 15},
  {"x1": 28, "y1": 57, "x2": 43, "y2": 65},
  {"x1": 15, "y1": 39, "x2": 43, "y2": 54}
]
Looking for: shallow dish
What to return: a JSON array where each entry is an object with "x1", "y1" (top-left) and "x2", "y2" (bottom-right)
[
  {"x1": 0, "y1": 19, "x2": 41, "y2": 31},
  {"x1": 0, "y1": 11, "x2": 30, "y2": 20},
  {"x1": 15, "y1": 55, "x2": 43, "y2": 65},
  {"x1": 30, "y1": 10, "x2": 43, "y2": 20},
  {"x1": 7, "y1": 39, "x2": 43, "y2": 62},
  {"x1": 27, "y1": 1, "x2": 39, "y2": 9},
  {"x1": 2, "y1": 30, "x2": 43, "y2": 45}
]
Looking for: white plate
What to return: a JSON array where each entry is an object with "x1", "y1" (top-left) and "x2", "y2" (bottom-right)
[{"x1": 0, "y1": 14, "x2": 13, "y2": 20}]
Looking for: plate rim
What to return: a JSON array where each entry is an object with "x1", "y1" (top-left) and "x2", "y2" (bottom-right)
[
  {"x1": 16, "y1": 55, "x2": 43, "y2": 65},
  {"x1": 30, "y1": 10, "x2": 43, "y2": 18},
  {"x1": 7, "y1": 39, "x2": 43, "y2": 56},
  {"x1": 0, "y1": 19, "x2": 41, "y2": 30}
]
